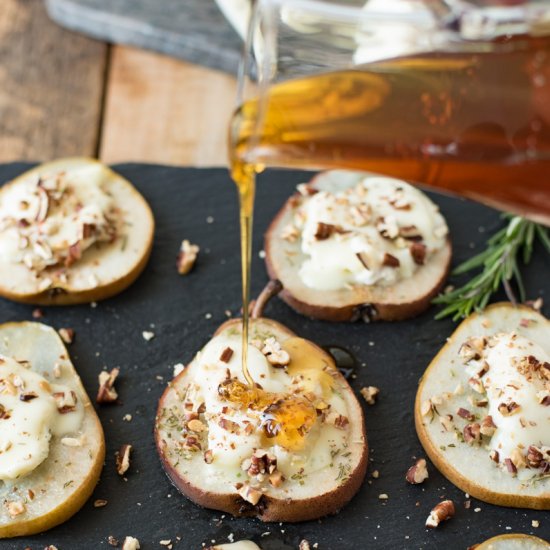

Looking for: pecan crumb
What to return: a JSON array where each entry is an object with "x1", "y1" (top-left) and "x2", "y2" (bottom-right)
[
  {"x1": 219, "y1": 347, "x2": 234, "y2": 363},
  {"x1": 97, "y1": 367, "x2": 120, "y2": 404},
  {"x1": 360, "y1": 386, "x2": 380, "y2": 405},
  {"x1": 116, "y1": 444, "x2": 132, "y2": 476},
  {"x1": 426, "y1": 500, "x2": 454, "y2": 528},
  {"x1": 94, "y1": 499, "x2": 108, "y2": 508},
  {"x1": 405, "y1": 458, "x2": 429, "y2": 484},
  {"x1": 121, "y1": 537, "x2": 140, "y2": 550},
  {"x1": 177, "y1": 239, "x2": 199, "y2": 275},
  {"x1": 58, "y1": 327, "x2": 75, "y2": 344}
]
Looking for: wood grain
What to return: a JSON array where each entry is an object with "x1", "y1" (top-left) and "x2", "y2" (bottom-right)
[
  {"x1": 100, "y1": 46, "x2": 237, "y2": 167},
  {"x1": 0, "y1": 0, "x2": 108, "y2": 162}
]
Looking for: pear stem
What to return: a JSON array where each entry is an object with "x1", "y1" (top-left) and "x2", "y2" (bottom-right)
[{"x1": 250, "y1": 279, "x2": 283, "y2": 319}]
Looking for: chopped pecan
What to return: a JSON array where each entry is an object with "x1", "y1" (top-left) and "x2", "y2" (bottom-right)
[
  {"x1": 425, "y1": 500, "x2": 454, "y2": 528},
  {"x1": 176, "y1": 240, "x2": 199, "y2": 275},
  {"x1": 219, "y1": 347, "x2": 233, "y2": 363},
  {"x1": 116, "y1": 444, "x2": 132, "y2": 476},
  {"x1": 382, "y1": 253, "x2": 400, "y2": 268},
  {"x1": 405, "y1": 458, "x2": 429, "y2": 484},
  {"x1": 360, "y1": 386, "x2": 380, "y2": 405},
  {"x1": 409, "y1": 242, "x2": 426, "y2": 265},
  {"x1": 527, "y1": 446, "x2": 544, "y2": 468},
  {"x1": 97, "y1": 368, "x2": 120, "y2": 404},
  {"x1": 498, "y1": 401, "x2": 520, "y2": 416},
  {"x1": 463, "y1": 423, "x2": 481, "y2": 445},
  {"x1": 53, "y1": 390, "x2": 78, "y2": 413},
  {"x1": 261, "y1": 337, "x2": 290, "y2": 368},
  {"x1": 58, "y1": 328, "x2": 75, "y2": 344},
  {"x1": 237, "y1": 483, "x2": 262, "y2": 505},
  {"x1": 457, "y1": 407, "x2": 475, "y2": 421},
  {"x1": 479, "y1": 415, "x2": 497, "y2": 437}
]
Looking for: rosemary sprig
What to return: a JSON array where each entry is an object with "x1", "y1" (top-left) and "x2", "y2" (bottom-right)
[{"x1": 433, "y1": 215, "x2": 550, "y2": 321}]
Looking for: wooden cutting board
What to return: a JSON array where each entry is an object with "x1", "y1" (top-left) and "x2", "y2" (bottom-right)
[{"x1": 45, "y1": 0, "x2": 243, "y2": 74}]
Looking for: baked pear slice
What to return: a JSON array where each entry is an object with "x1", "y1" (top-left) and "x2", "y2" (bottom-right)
[
  {"x1": 473, "y1": 533, "x2": 550, "y2": 549},
  {"x1": 265, "y1": 170, "x2": 451, "y2": 322},
  {"x1": 0, "y1": 321, "x2": 105, "y2": 538},
  {"x1": 415, "y1": 303, "x2": 550, "y2": 510},
  {"x1": 155, "y1": 294, "x2": 368, "y2": 522},
  {"x1": 0, "y1": 157, "x2": 154, "y2": 305}
]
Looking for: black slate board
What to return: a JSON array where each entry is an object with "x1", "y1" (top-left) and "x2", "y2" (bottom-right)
[
  {"x1": 1, "y1": 163, "x2": 549, "y2": 550},
  {"x1": 45, "y1": 0, "x2": 243, "y2": 74}
]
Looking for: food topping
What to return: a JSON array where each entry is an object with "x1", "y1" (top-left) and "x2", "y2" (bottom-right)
[
  {"x1": 287, "y1": 176, "x2": 448, "y2": 290},
  {"x1": 157, "y1": 328, "x2": 356, "y2": 493},
  {"x1": 405, "y1": 458, "x2": 429, "y2": 484},
  {"x1": 176, "y1": 239, "x2": 199, "y2": 275},
  {"x1": 425, "y1": 499, "x2": 455, "y2": 528},
  {"x1": 97, "y1": 367, "x2": 120, "y2": 404},
  {"x1": 0, "y1": 165, "x2": 125, "y2": 279},
  {"x1": 453, "y1": 332, "x2": 550, "y2": 479},
  {"x1": 0, "y1": 356, "x2": 84, "y2": 480}
]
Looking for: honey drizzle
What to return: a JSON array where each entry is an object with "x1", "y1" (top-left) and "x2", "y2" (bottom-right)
[{"x1": 231, "y1": 159, "x2": 257, "y2": 387}]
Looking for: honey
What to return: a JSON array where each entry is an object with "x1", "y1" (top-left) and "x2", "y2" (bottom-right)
[
  {"x1": 218, "y1": 378, "x2": 317, "y2": 452},
  {"x1": 231, "y1": 36, "x2": 550, "y2": 223}
]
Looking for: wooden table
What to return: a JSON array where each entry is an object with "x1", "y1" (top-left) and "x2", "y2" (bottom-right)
[{"x1": 0, "y1": 0, "x2": 236, "y2": 167}]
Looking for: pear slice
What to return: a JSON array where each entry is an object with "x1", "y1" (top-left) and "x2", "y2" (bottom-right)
[
  {"x1": 0, "y1": 157, "x2": 154, "y2": 305},
  {"x1": 155, "y1": 312, "x2": 368, "y2": 522},
  {"x1": 0, "y1": 321, "x2": 105, "y2": 538},
  {"x1": 415, "y1": 303, "x2": 550, "y2": 510},
  {"x1": 264, "y1": 170, "x2": 451, "y2": 322},
  {"x1": 474, "y1": 533, "x2": 550, "y2": 549}
]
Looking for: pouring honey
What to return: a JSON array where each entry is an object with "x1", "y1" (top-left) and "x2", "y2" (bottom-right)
[{"x1": 229, "y1": 1, "x2": 550, "y2": 391}]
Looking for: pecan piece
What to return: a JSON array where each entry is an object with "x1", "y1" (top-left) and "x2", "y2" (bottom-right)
[
  {"x1": 405, "y1": 458, "x2": 429, "y2": 484},
  {"x1": 176, "y1": 240, "x2": 199, "y2": 275},
  {"x1": 116, "y1": 444, "x2": 132, "y2": 476},
  {"x1": 58, "y1": 327, "x2": 75, "y2": 344},
  {"x1": 410, "y1": 242, "x2": 427, "y2": 265},
  {"x1": 97, "y1": 368, "x2": 120, "y2": 404},
  {"x1": 360, "y1": 386, "x2": 380, "y2": 405},
  {"x1": 425, "y1": 500, "x2": 455, "y2": 528}
]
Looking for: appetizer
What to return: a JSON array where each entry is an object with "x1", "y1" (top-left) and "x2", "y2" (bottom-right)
[
  {"x1": 0, "y1": 158, "x2": 154, "y2": 305},
  {"x1": 155, "y1": 310, "x2": 368, "y2": 522},
  {"x1": 415, "y1": 303, "x2": 550, "y2": 509},
  {"x1": 472, "y1": 533, "x2": 549, "y2": 549},
  {"x1": 265, "y1": 170, "x2": 451, "y2": 321},
  {"x1": 0, "y1": 322, "x2": 104, "y2": 537}
]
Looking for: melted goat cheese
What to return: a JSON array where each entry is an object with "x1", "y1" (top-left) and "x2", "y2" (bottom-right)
[
  {"x1": 466, "y1": 333, "x2": 549, "y2": 477},
  {"x1": 189, "y1": 332, "x2": 349, "y2": 480},
  {"x1": 0, "y1": 164, "x2": 121, "y2": 273},
  {"x1": 296, "y1": 176, "x2": 448, "y2": 290},
  {"x1": 0, "y1": 357, "x2": 84, "y2": 480}
]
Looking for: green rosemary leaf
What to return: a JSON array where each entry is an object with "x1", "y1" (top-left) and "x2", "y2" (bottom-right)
[{"x1": 433, "y1": 216, "x2": 550, "y2": 320}]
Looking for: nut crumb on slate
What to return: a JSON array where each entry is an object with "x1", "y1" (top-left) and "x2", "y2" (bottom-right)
[
  {"x1": 405, "y1": 458, "x2": 429, "y2": 484},
  {"x1": 94, "y1": 499, "x2": 108, "y2": 508},
  {"x1": 116, "y1": 444, "x2": 133, "y2": 476},
  {"x1": 425, "y1": 500, "x2": 455, "y2": 528},
  {"x1": 177, "y1": 239, "x2": 200, "y2": 275},
  {"x1": 532, "y1": 519, "x2": 540, "y2": 528},
  {"x1": 58, "y1": 327, "x2": 75, "y2": 344},
  {"x1": 360, "y1": 386, "x2": 380, "y2": 405},
  {"x1": 97, "y1": 367, "x2": 120, "y2": 404},
  {"x1": 173, "y1": 363, "x2": 185, "y2": 377},
  {"x1": 142, "y1": 330, "x2": 155, "y2": 341},
  {"x1": 121, "y1": 536, "x2": 140, "y2": 550},
  {"x1": 32, "y1": 308, "x2": 43, "y2": 318},
  {"x1": 123, "y1": 413, "x2": 132, "y2": 422},
  {"x1": 108, "y1": 535, "x2": 119, "y2": 546}
]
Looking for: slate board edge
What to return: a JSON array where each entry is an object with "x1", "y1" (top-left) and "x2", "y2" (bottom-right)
[{"x1": 45, "y1": 0, "x2": 242, "y2": 74}]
